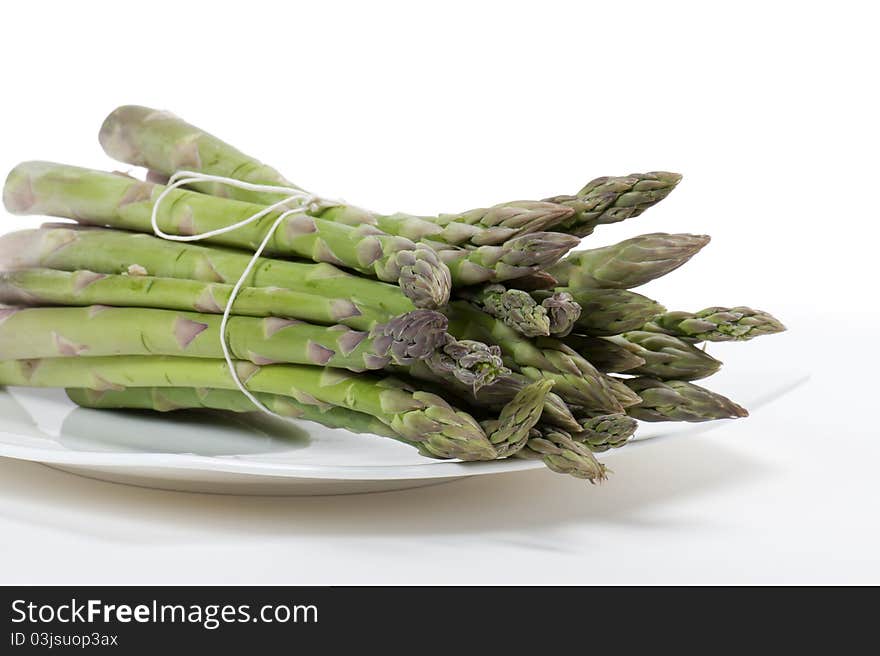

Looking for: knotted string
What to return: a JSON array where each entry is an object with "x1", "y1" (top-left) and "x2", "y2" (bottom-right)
[{"x1": 150, "y1": 171, "x2": 339, "y2": 419}]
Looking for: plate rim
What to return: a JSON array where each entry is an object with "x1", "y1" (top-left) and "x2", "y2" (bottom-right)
[{"x1": 0, "y1": 429, "x2": 546, "y2": 481}]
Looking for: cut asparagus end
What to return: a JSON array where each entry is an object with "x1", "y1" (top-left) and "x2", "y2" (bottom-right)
[{"x1": 0, "y1": 228, "x2": 78, "y2": 271}]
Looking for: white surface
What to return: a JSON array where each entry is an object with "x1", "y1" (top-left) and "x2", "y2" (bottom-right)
[{"x1": 0, "y1": 1, "x2": 878, "y2": 583}]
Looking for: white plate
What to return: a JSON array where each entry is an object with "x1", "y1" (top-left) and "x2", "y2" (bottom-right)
[{"x1": 0, "y1": 367, "x2": 807, "y2": 495}]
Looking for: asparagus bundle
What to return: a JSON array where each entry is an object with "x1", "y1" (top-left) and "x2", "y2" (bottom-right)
[{"x1": 0, "y1": 104, "x2": 789, "y2": 484}]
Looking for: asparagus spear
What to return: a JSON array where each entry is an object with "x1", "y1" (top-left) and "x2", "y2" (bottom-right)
[
  {"x1": 604, "y1": 331, "x2": 723, "y2": 381},
  {"x1": 99, "y1": 105, "x2": 575, "y2": 247},
  {"x1": 0, "y1": 228, "x2": 416, "y2": 318},
  {"x1": 3, "y1": 161, "x2": 451, "y2": 309},
  {"x1": 0, "y1": 268, "x2": 394, "y2": 331},
  {"x1": 538, "y1": 290, "x2": 581, "y2": 337},
  {"x1": 479, "y1": 380, "x2": 553, "y2": 457},
  {"x1": 645, "y1": 307, "x2": 786, "y2": 342},
  {"x1": 416, "y1": 336, "x2": 509, "y2": 392},
  {"x1": 536, "y1": 288, "x2": 665, "y2": 336},
  {"x1": 544, "y1": 172, "x2": 683, "y2": 237},
  {"x1": 562, "y1": 334, "x2": 646, "y2": 373},
  {"x1": 459, "y1": 284, "x2": 551, "y2": 337},
  {"x1": 547, "y1": 233, "x2": 711, "y2": 289},
  {"x1": 0, "y1": 356, "x2": 497, "y2": 460},
  {"x1": 445, "y1": 301, "x2": 623, "y2": 412},
  {"x1": 0, "y1": 305, "x2": 447, "y2": 370},
  {"x1": 517, "y1": 427, "x2": 608, "y2": 482},
  {"x1": 319, "y1": 203, "x2": 577, "y2": 250},
  {"x1": 437, "y1": 231, "x2": 580, "y2": 286},
  {"x1": 623, "y1": 377, "x2": 749, "y2": 422},
  {"x1": 574, "y1": 414, "x2": 638, "y2": 452},
  {"x1": 67, "y1": 387, "x2": 401, "y2": 439}
]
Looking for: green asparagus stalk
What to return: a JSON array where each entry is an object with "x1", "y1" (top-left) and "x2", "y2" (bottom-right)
[
  {"x1": 0, "y1": 228, "x2": 416, "y2": 318},
  {"x1": 573, "y1": 414, "x2": 638, "y2": 452},
  {"x1": 0, "y1": 268, "x2": 391, "y2": 331},
  {"x1": 562, "y1": 334, "x2": 646, "y2": 373},
  {"x1": 445, "y1": 301, "x2": 623, "y2": 412},
  {"x1": 3, "y1": 161, "x2": 451, "y2": 309},
  {"x1": 544, "y1": 172, "x2": 683, "y2": 237},
  {"x1": 547, "y1": 233, "x2": 711, "y2": 289},
  {"x1": 459, "y1": 284, "x2": 551, "y2": 337},
  {"x1": 437, "y1": 231, "x2": 580, "y2": 286},
  {"x1": 67, "y1": 387, "x2": 401, "y2": 440},
  {"x1": 0, "y1": 305, "x2": 447, "y2": 370},
  {"x1": 319, "y1": 203, "x2": 577, "y2": 250},
  {"x1": 479, "y1": 380, "x2": 553, "y2": 457},
  {"x1": 0, "y1": 356, "x2": 497, "y2": 460},
  {"x1": 536, "y1": 288, "x2": 665, "y2": 336},
  {"x1": 623, "y1": 377, "x2": 748, "y2": 422},
  {"x1": 604, "y1": 331, "x2": 723, "y2": 381},
  {"x1": 645, "y1": 307, "x2": 786, "y2": 342},
  {"x1": 538, "y1": 290, "x2": 581, "y2": 337},
  {"x1": 517, "y1": 427, "x2": 608, "y2": 482},
  {"x1": 99, "y1": 105, "x2": 575, "y2": 247}
]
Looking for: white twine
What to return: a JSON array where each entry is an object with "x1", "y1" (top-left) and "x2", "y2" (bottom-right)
[{"x1": 150, "y1": 171, "x2": 336, "y2": 419}]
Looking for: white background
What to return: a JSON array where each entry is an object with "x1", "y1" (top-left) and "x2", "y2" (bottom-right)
[{"x1": 0, "y1": 1, "x2": 877, "y2": 583}]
